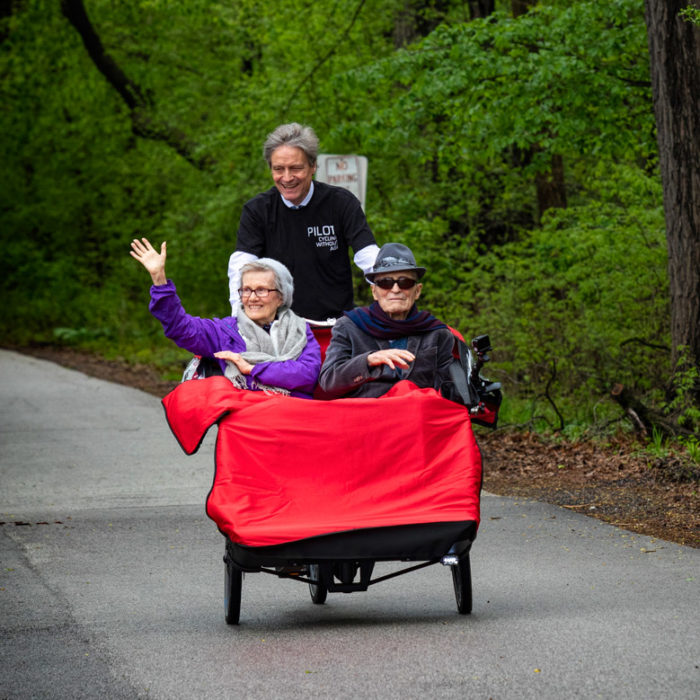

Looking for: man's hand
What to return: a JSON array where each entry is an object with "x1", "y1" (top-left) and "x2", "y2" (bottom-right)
[
  {"x1": 214, "y1": 350, "x2": 254, "y2": 375},
  {"x1": 367, "y1": 348, "x2": 415, "y2": 371},
  {"x1": 130, "y1": 237, "x2": 167, "y2": 286}
]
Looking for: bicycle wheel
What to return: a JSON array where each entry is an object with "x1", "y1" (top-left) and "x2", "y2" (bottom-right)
[
  {"x1": 224, "y1": 559, "x2": 243, "y2": 624},
  {"x1": 451, "y1": 553, "x2": 472, "y2": 615},
  {"x1": 308, "y1": 564, "x2": 328, "y2": 604}
]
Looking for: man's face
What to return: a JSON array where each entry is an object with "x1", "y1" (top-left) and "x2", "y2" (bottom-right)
[
  {"x1": 270, "y1": 145, "x2": 316, "y2": 206},
  {"x1": 371, "y1": 271, "x2": 422, "y2": 320}
]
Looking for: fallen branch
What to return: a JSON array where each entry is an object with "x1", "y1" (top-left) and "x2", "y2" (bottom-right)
[{"x1": 610, "y1": 383, "x2": 692, "y2": 438}]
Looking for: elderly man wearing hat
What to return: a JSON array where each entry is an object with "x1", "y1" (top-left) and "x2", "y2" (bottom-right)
[{"x1": 318, "y1": 243, "x2": 455, "y2": 398}]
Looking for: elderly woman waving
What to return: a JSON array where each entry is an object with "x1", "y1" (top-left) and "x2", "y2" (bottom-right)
[{"x1": 130, "y1": 238, "x2": 320, "y2": 399}]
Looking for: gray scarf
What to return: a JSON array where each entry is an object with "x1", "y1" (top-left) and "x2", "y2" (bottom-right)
[{"x1": 224, "y1": 307, "x2": 308, "y2": 395}]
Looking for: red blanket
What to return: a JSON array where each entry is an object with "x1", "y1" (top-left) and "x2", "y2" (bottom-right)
[{"x1": 162, "y1": 377, "x2": 482, "y2": 547}]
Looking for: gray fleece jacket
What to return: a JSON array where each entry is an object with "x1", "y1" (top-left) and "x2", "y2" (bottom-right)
[{"x1": 318, "y1": 316, "x2": 455, "y2": 399}]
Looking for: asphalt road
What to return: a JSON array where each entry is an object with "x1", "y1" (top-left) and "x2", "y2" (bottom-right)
[{"x1": 1, "y1": 349, "x2": 698, "y2": 699}]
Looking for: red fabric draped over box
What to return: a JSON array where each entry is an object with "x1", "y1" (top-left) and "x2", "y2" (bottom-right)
[{"x1": 162, "y1": 377, "x2": 482, "y2": 547}]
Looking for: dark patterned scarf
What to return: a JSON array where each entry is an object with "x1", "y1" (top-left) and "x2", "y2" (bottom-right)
[{"x1": 344, "y1": 302, "x2": 447, "y2": 340}]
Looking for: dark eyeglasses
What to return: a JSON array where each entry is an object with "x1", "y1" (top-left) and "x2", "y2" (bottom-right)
[
  {"x1": 373, "y1": 277, "x2": 418, "y2": 290},
  {"x1": 238, "y1": 287, "x2": 280, "y2": 299}
]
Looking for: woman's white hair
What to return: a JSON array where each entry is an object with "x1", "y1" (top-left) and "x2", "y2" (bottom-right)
[{"x1": 240, "y1": 258, "x2": 294, "y2": 309}]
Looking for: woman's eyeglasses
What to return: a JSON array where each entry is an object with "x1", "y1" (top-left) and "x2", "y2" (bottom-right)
[
  {"x1": 373, "y1": 277, "x2": 418, "y2": 290},
  {"x1": 238, "y1": 287, "x2": 280, "y2": 298}
]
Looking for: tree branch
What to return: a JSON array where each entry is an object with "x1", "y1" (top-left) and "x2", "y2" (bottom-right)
[
  {"x1": 60, "y1": 0, "x2": 214, "y2": 170},
  {"x1": 620, "y1": 337, "x2": 671, "y2": 352},
  {"x1": 283, "y1": 0, "x2": 367, "y2": 114},
  {"x1": 543, "y1": 358, "x2": 565, "y2": 431},
  {"x1": 60, "y1": 0, "x2": 147, "y2": 109}
]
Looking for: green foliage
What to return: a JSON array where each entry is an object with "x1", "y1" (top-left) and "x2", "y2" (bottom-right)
[
  {"x1": 0, "y1": 0, "x2": 684, "y2": 434},
  {"x1": 678, "y1": 435, "x2": 700, "y2": 464},
  {"x1": 680, "y1": 6, "x2": 700, "y2": 24},
  {"x1": 665, "y1": 347, "x2": 700, "y2": 431},
  {"x1": 431, "y1": 161, "x2": 667, "y2": 431},
  {"x1": 333, "y1": 0, "x2": 653, "y2": 237}
]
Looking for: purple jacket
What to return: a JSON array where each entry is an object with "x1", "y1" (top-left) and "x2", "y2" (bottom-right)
[{"x1": 150, "y1": 281, "x2": 321, "y2": 398}]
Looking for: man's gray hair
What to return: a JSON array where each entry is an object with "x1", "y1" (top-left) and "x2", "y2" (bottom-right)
[
  {"x1": 240, "y1": 258, "x2": 294, "y2": 309},
  {"x1": 263, "y1": 123, "x2": 319, "y2": 167}
]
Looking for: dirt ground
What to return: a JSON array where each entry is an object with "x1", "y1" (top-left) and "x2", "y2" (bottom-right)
[{"x1": 11, "y1": 345, "x2": 699, "y2": 549}]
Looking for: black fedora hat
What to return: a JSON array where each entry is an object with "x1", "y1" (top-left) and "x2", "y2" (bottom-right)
[{"x1": 365, "y1": 243, "x2": 426, "y2": 282}]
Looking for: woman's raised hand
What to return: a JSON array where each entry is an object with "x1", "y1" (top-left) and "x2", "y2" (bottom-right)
[{"x1": 130, "y1": 237, "x2": 167, "y2": 286}]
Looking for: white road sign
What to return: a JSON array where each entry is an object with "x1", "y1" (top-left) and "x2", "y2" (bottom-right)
[{"x1": 316, "y1": 154, "x2": 368, "y2": 209}]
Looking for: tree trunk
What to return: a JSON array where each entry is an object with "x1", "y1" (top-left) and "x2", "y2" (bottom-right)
[
  {"x1": 1, "y1": 0, "x2": 16, "y2": 20},
  {"x1": 1, "y1": 0, "x2": 20, "y2": 41},
  {"x1": 535, "y1": 152, "x2": 567, "y2": 215},
  {"x1": 511, "y1": 0, "x2": 567, "y2": 220},
  {"x1": 393, "y1": 0, "x2": 454, "y2": 47},
  {"x1": 644, "y1": 1, "x2": 700, "y2": 388},
  {"x1": 510, "y1": 0, "x2": 531, "y2": 16},
  {"x1": 469, "y1": 0, "x2": 494, "y2": 19}
]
